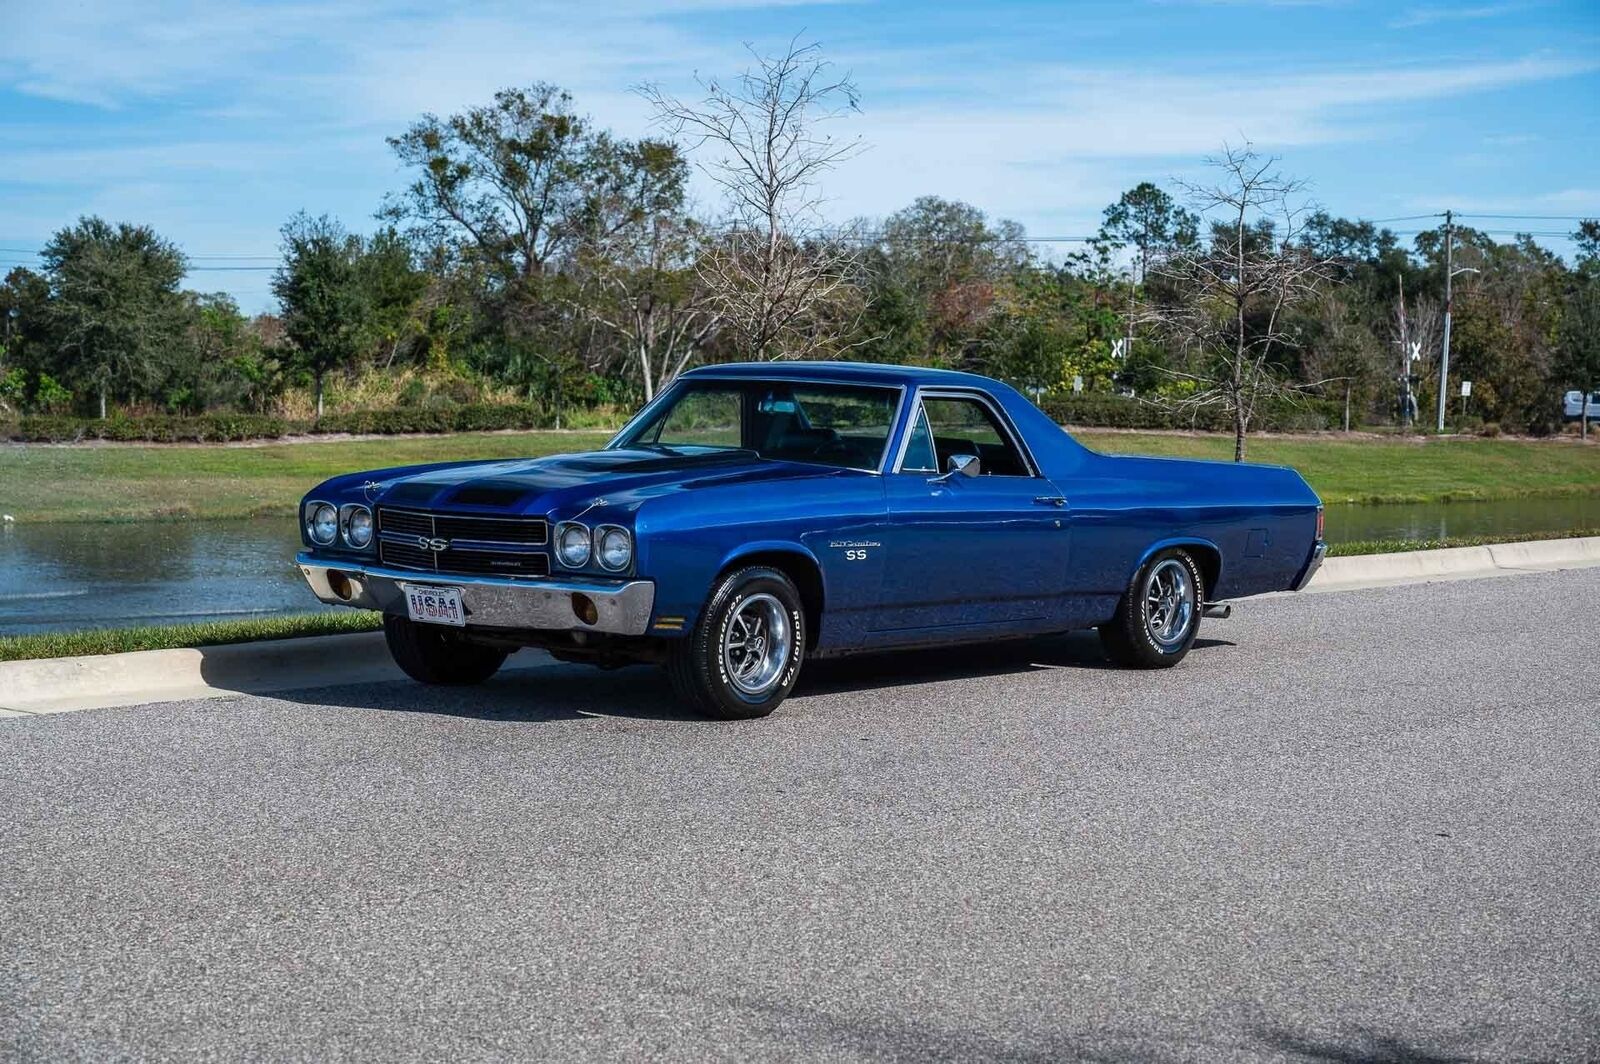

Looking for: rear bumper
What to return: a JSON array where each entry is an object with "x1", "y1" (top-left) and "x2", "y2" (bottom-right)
[
  {"x1": 1291, "y1": 541, "x2": 1327, "y2": 592},
  {"x1": 296, "y1": 552, "x2": 655, "y2": 635}
]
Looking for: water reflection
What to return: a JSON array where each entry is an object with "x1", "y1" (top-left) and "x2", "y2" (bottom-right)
[
  {"x1": 1324, "y1": 494, "x2": 1600, "y2": 543},
  {"x1": 0, "y1": 518, "x2": 325, "y2": 636},
  {"x1": 3, "y1": 494, "x2": 1598, "y2": 635}
]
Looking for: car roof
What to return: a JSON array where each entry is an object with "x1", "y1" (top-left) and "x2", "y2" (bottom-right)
[{"x1": 681, "y1": 361, "x2": 1004, "y2": 391}]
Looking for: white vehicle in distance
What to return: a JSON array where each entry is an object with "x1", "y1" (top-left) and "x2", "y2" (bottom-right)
[{"x1": 1562, "y1": 390, "x2": 1600, "y2": 421}]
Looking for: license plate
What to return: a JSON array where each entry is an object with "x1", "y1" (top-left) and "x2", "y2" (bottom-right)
[{"x1": 400, "y1": 583, "x2": 465, "y2": 627}]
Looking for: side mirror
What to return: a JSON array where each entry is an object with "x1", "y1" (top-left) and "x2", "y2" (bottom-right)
[{"x1": 935, "y1": 453, "x2": 980, "y2": 481}]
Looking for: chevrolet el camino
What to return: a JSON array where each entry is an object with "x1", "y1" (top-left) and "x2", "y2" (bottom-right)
[{"x1": 297, "y1": 362, "x2": 1325, "y2": 718}]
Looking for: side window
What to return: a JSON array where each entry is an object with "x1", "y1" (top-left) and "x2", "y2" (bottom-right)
[
  {"x1": 918, "y1": 396, "x2": 1030, "y2": 476},
  {"x1": 900, "y1": 409, "x2": 938, "y2": 473}
]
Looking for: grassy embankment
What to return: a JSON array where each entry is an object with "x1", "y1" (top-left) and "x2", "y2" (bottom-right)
[
  {"x1": 2, "y1": 429, "x2": 1599, "y2": 523},
  {"x1": 0, "y1": 612, "x2": 382, "y2": 662}
]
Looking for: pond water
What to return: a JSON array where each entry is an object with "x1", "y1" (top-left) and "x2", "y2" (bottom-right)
[{"x1": 4, "y1": 495, "x2": 1599, "y2": 636}]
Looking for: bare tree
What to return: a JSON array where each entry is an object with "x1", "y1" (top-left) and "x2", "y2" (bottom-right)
[
  {"x1": 575, "y1": 215, "x2": 723, "y2": 400},
  {"x1": 1390, "y1": 276, "x2": 1441, "y2": 427},
  {"x1": 640, "y1": 39, "x2": 866, "y2": 360},
  {"x1": 1141, "y1": 145, "x2": 1340, "y2": 460}
]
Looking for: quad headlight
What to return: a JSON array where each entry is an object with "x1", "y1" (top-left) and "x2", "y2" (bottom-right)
[
  {"x1": 343, "y1": 505, "x2": 373, "y2": 549},
  {"x1": 596, "y1": 525, "x2": 633, "y2": 571},
  {"x1": 556, "y1": 522, "x2": 592, "y2": 568},
  {"x1": 307, "y1": 501, "x2": 339, "y2": 545}
]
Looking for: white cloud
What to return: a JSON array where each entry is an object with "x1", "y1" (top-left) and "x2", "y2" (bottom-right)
[
  {"x1": 1389, "y1": 3, "x2": 1530, "y2": 29},
  {"x1": 1400, "y1": 188, "x2": 1600, "y2": 214}
]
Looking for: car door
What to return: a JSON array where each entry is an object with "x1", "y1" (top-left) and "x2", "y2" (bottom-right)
[{"x1": 872, "y1": 390, "x2": 1072, "y2": 637}]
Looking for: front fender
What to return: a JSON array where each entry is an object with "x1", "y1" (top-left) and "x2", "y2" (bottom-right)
[{"x1": 717, "y1": 538, "x2": 826, "y2": 582}]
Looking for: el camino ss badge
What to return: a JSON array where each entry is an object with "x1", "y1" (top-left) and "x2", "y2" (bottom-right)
[
  {"x1": 416, "y1": 536, "x2": 449, "y2": 552},
  {"x1": 830, "y1": 539, "x2": 880, "y2": 561}
]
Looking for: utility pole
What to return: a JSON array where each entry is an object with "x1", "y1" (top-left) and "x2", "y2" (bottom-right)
[{"x1": 1436, "y1": 209, "x2": 1453, "y2": 433}]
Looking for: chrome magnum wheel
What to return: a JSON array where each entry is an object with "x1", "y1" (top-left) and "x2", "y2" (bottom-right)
[
  {"x1": 1100, "y1": 548, "x2": 1204, "y2": 668},
  {"x1": 720, "y1": 592, "x2": 793, "y2": 698},
  {"x1": 667, "y1": 566, "x2": 807, "y2": 719},
  {"x1": 1144, "y1": 557, "x2": 1196, "y2": 651}
]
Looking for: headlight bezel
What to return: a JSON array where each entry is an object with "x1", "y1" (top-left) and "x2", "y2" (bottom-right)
[
  {"x1": 341, "y1": 504, "x2": 374, "y2": 549},
  {"x1": 555, "y1": 521, "x2": 592, "y2": 568},
  {"x1": 595, "y1": 524, "x2": 633, "y2": 572},
  {"x1": 306, "y1": 500, "x2": 339, "y2": 546}
]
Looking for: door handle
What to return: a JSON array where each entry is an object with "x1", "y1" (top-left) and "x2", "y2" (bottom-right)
[{"x1": 1034, "y1": 495, "x2": 1067, "y2": 507}]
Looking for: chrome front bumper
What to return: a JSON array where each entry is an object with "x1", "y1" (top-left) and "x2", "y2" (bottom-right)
[
  {"x1": 296, "y1": 552, "x2": 656, "y2": 635},
  {"x1": 1291, "y1": 541, "x2": 1327, "y2": 592}
]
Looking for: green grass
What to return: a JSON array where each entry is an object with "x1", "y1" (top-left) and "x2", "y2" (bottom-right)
[
  {"x1": 1075, "y1": 431, "x2": 1600, "y2": 506},
  {"x1": 1326, "y1": 526, "x2": 1600, "y2": 558},
  {"x1": 0, "y1": 611, "x2": 382, "y2": 662},
  {"x1": 0, "y1": 430, "x2": 615, "y2": 523},
  {"x1": 2, "y1": 427, "x2": 1598, "y2": 523}
]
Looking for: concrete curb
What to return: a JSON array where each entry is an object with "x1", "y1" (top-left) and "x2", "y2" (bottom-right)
[
  {"x1": 1305, "y1": 535, "x2": 1600, "y2": 591},
  {"x1": 0, "y1": 632, "x2": 549, "y2": 718},
  {"x1": 4, "y1": 535, "x2": 1598, "y2": 718}
]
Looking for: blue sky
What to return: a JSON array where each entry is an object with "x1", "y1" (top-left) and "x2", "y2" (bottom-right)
[{"x1": 2, "y1": 0, "x2": 1597, "y2": 313}]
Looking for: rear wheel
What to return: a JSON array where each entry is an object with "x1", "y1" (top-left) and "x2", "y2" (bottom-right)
[
  {"x1": 383, "y1": 615, "x2": 508, "y2": 685},
  {"x1": 666, "y1": 566, "x2": 806, "y2": 720},
  {"x1": 1099, "y1": 548, "x2": 1202, "y2": 668}
]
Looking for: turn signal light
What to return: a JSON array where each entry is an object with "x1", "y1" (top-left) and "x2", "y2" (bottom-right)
[{"x1": 1315, "y1": 506, "x2": 1325, "y2": 541}]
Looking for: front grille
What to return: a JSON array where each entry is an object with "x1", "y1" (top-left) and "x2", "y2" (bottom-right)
[
  {"x1": 377, "y1": 507, "x2": 551, "y2": 577},
  {"x1": 379, "y1": 508, "x2": 434, "y2": 537}
]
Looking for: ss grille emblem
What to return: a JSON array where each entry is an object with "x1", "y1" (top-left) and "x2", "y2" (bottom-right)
[{"x1": 416, "y1": 536, "x2": 449, "y2": 552}]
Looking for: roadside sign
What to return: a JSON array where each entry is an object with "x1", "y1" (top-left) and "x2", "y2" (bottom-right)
[
  {"x1": 1111, "y1": 338, "x2": 1127, "y2": 360},
  {"x1": 1073, "y1": 375, "x2": 1084, "y2": 394},
  {"x1": 1461, "y1": 380, "x2": 1472, "y2": 397}
]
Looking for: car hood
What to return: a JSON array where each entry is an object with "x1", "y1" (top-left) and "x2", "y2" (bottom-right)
[{"x1": 364, "y1": 448, "x2": 847, "y2": 514}]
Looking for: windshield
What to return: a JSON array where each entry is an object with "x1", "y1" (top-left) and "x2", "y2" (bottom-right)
[{"x1": 614, "y1": 379, "x2": 901, "y2": 471}]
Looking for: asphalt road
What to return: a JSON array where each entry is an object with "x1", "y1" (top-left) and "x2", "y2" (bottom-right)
[{"x1": 3, "y1": 570, "x2": 1598, "y2": 1063}]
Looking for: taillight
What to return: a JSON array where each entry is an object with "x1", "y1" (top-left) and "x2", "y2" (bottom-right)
[{"x1": 1315, "y1": 506, "x2": 1325, "y2": 541}]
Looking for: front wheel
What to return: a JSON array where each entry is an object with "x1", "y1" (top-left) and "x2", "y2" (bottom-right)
[
  {"x1": 1099, "y1": 548, "x2": 1203, "y2": 668},
  {"x1": 383, "y1": 615, "x2": 508, "y2": 685},
  {"x1": 665, "y1": 566, "x2": 807, "y2": 720}
]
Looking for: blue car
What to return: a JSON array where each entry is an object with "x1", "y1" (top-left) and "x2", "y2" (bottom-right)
[{"x1": 297, "y1": 362, "x2": 1325, "y2": 718}]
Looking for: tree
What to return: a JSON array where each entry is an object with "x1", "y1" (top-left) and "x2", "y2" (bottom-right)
[
  {"x1": 40, "y1": 217, "x2": 188, "y2": 418},
  {"x1": 0, "y1": 267, "x2": 57, "y2": 413},
  {"x1": 272, "y1": 213, "x2": 367, "y2": 418},
  {"x1": 356, "y1": 227, "x2": 429, "y2": 369},
  {"x1": 641, "y1": 39, "x2": 866, "y2": 360},
  {"x1": 1140, "y1": 146, "x2": 1339, "y2": 460},
  {"x1": 1575, "y1": 220, "x2": 1600, "y2": 279},
  {"x1": 385, "y1": 85, "x2": 592, "y2": 282},
  {"x1": 565, "y1": 136, "x2": 720, "y2": 399},
  {"x1": 1555, "y1": 269, "x2": 1600, "y2": 440},
  {"x1": 1098, "y1": 183, "x2": 1199, "y2": 287},
  {"x1": 869, "y1": 196, "x2": 1030, "y2": 369},
  {"x1": 576, "y1": 215, "x2": 722, "y2": 400}
]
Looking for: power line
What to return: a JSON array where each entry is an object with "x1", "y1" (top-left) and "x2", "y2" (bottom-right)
[
  {"x1": 1363, "y1": 213, "x2": 1445, "y2": 223},
  {"x1": 1455, "y1": 212, "x2": 1597, "y2": 221}
]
